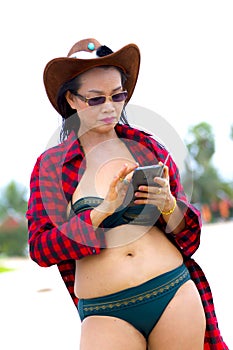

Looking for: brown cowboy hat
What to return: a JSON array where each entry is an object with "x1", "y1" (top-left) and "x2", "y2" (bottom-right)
[{"x1": 43, "y1": 38, "x2": 141, "y2": 116}]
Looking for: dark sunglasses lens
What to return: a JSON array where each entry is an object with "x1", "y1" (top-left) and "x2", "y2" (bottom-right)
[
  {"x1": 88, "y1": 96, "x2": 106, "y2": 106},
  {"x1": 112, "y1": 92, "x2": 128, "y2": 102}
]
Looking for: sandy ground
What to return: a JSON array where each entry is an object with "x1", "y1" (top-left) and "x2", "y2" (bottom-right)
[{"x1": 0, "y1": 221, "x2": 232, "y2": 349}]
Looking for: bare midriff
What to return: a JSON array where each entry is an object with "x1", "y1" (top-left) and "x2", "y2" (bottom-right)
[{"x1": 74, "y1": 224, "x2": 183, "y2": 299}]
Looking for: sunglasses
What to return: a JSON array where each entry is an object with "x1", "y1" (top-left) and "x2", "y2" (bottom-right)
[{"x1": 71, "y1": 90, "x2": 128, "y2": 106}]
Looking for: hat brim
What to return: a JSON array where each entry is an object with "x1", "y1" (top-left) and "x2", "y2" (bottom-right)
[{"x1": 43, "y1": 44, "x2": 140, "y2": 115}]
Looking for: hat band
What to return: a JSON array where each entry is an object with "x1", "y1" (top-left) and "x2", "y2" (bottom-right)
[{"x1": 68, "y1": 50, "x2": 99, "y2": 59}]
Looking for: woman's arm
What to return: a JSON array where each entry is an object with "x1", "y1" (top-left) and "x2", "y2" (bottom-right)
[
  {"x1": 158, "y1": 153, "x2": 202, "y2": 257},
  {"x1": 26, "y1": 157, "x2": 104, "y2": 267}
]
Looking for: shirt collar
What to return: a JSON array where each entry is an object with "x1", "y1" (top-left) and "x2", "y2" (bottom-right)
[{"x1": 62, "y1": 131, "x2": 84, "y2": 164}]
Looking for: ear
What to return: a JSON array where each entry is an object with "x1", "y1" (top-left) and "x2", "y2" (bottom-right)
[{"x1": 65, "y1": 91, "x2": 77, "y2": 109}]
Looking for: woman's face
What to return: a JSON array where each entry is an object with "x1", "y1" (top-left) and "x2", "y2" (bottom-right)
[{"x1": 66, "y1": 67, "x2": 125, "y2": 136}]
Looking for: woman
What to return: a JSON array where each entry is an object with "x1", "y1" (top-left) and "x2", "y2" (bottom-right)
[{"x1": 27, "y1": 38, "x2": 228, "y2": 349}]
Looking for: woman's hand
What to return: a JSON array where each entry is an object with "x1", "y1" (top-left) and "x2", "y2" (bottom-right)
[
  {"x1": 99, "y1": 162, "x2": 139, "y2": 215},
  {"x1": 90, "y1": 163, "x2": 138, "y2": 228},
  {"x1": 133, "y1": 162, "x2": 175, "y2": 213}
]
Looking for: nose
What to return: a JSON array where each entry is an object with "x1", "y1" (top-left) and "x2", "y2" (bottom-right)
[{"x1": 102, "y1": 98, "x2": 115, "y2": 111}]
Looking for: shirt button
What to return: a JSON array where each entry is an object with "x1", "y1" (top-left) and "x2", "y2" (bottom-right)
[{"x1": 92, "y1": 248, "x2": 96, "y2": 254}]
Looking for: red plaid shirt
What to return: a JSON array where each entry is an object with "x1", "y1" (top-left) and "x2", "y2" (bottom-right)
[{"x1": 26, "y1": 123, "x2": 228, "y2": 349}]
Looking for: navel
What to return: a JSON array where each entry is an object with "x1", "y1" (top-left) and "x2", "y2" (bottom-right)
[{"x1": 126, "y1": 252, "x2": 134, "y2": 257}]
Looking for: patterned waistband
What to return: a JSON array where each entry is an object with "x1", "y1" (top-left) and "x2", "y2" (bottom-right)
[{"x1": 81, "y1": 264, "x2": 190, "y2": 314}]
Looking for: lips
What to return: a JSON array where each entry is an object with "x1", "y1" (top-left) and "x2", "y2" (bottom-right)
[{"x1": 101, "y1": 117, "x2": 116, "y2": 124}]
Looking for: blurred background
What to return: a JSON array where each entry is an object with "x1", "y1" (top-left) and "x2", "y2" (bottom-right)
[{"x1": 0, "y1": 0, "x2": 232, "y2": 349}]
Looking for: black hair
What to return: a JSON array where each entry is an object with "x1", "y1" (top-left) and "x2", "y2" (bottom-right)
[{"x1": 57, "y1": 66, "x2": 129, "y2": 143}]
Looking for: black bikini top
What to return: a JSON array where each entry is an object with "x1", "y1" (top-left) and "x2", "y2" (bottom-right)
[{"x1": 69, "y1": 196, "x2": 160, "y2": 229}]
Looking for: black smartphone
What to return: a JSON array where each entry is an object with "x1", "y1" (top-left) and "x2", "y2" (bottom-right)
[
  {"x1": 123, "y1": 164, "x2": 164, "y2": 206},
  {"x1": 131, "y1": 164, "x2": 164, "y2": 190}
]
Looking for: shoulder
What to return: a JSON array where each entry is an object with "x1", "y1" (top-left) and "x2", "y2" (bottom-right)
[
  {"x1": 116, "y1": 123, "x2": 168, "y2": 152},
  {"x1": 36, "y1": 142, "x2": 66, "y2": 169},
  {"x1": 33, "y1": 131, "x2": 82, "y2": 172}
]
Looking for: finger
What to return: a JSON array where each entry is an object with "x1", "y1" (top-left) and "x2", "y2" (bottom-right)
[
  {"x1": 134, "y1": 197, "x2": 167, "y2": 207},
  {"x1": 126, "y1": 162, "x2": 139, "y2": 175},
  {"x1": 157, "y1": 162, "x2": 169, "y2": 179},
  {"x1": 110, "y1": 162, "x2": 139, "y2": 190},
  {"x1": 134, "y1": 195, "x2": 160, "y2": 205},
  {"x1": 118, "y1": 162, "x2": 138, "y2": 183},
  {"x1": 152, "y1": 176, "x2": 169, "y2": 188},
  {"x1": 111, "y1": 164, "x2": 128, "y2": 186},
  {"x1": 116, "y1": 164, "x2": 129, "y2": 182},
  {"x1": 163, "y1": 165, "x2": 169, "y2": 179},
  {"x1": 137, "y1": 185, "x2": 162, "y2": 193},
  {"x1": 109, "y1": 175, "x2": 120, "y2": 190},
  {"x1": 135, "y1": 187, "x2": 163, "y2": 200},
  {"x1": 120, "y1": 163, "x2": 138, "y2": 182},
  {"x1": 134, "y1": 191, "x2": 147, "y2": 199}
]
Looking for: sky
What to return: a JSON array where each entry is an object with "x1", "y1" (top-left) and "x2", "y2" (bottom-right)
[{"x1": 1, "y1": 0, "x2": 233, "y2": 195}]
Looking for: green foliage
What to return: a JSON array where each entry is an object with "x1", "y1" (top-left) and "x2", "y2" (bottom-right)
[
  {"x1": 0, "y1": 225, "x2": 27, "y2": 256},
  {"x1": 0, "y1": 181, "x2": 28, "y2": 257},
  {"x1": 184, "y1": 122, "x2": 233, "y2": 219},
  {"x1": 186, "y1": 122, "x2": 215, "y2": 172},
  {"x1": 0, "y1": 181, "x2": 28, "y2": 217}
]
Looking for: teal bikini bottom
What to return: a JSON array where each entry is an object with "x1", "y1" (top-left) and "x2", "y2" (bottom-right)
[{"x1": 77, "y1": 264, "x2": 190, "y2": 339}]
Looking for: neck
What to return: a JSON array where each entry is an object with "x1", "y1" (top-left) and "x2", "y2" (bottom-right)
[{"x1": 78, "y1": 127, "x2": 118, "y2": 152}]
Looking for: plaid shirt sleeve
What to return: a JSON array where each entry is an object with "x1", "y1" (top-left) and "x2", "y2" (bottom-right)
[
  {"x1": 26, "y1": 155, "x2": 104, "y2": 267},
  {"x1": 166, "y1": 153, "x2": 202, "y2": 257}
]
